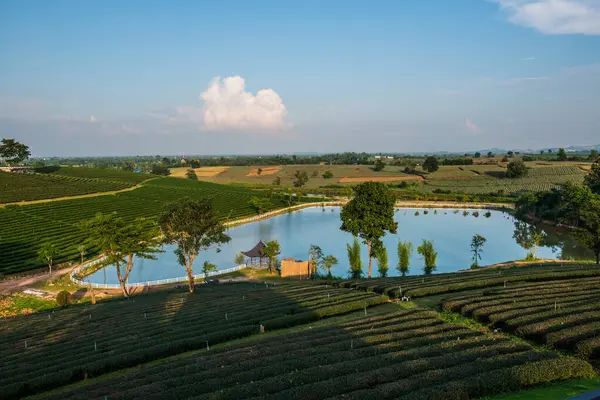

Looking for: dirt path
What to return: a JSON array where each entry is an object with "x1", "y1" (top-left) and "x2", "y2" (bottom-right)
[
  {"x1": 0, "y1": 178, "x2": 157, "y2": 208},
  {"x1": 0, "y1": 265, "x2": 77, "y2": 295}
]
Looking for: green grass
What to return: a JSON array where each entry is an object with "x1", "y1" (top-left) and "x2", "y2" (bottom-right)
[
  {"x1": 0, "y1": 294, "x2": 57, "y2": 318},
  {"x1": 483, "y1": 378, "x2": 600, "y2": 400}
]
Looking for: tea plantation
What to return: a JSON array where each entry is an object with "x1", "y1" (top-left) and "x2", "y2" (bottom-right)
[
  {"x1": 0, "y1": 168, "x2": 152, "y2": 204},
  {"x1": 0, "y1": 178, "x2": 286, "y2": 276},
  {"x1": 0, "y1": 282, "x2": 387, "y2": 398},
  {"x1": 5, "y1": 282, "x2": 595, "y2": 400}
]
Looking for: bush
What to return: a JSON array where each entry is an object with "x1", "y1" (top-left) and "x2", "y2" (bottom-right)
[
  {"x1": 56, "y1": 290, "x2": 72, "y2": 307},
  {"x1": 506, "y1": 160, "x2": 528, "y2": 178}
]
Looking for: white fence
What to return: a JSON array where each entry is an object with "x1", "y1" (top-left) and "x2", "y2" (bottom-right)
[{"x1": 70, "y1": 260, "x2": 249, "y2": 290}]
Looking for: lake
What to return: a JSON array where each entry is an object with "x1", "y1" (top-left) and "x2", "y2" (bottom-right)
[{"x1": 87, "y1": 206, "x2": 589, "y2": 284}]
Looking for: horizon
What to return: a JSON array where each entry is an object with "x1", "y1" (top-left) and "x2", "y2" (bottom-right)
[{"x1": 1, "y1": 0, "x2": 599, "y2": 156}]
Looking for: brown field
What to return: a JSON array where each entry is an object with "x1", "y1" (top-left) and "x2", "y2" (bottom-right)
[
  {"x1": 247, "y1": 166, "x2": 281, "y2": 177},
  {"x1": 170, "y1": 167, "x2": 230, "y2": 178},
  {"x1": 338, "y1": 176, "x2": 424, "y2": 183}
]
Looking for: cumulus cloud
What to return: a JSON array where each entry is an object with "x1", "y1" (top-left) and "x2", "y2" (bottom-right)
[
  {"x1": 492, "y1": 0, "x2": 600, "y2": 34},
  {"x1": 200, "y1": 76, "x2": 288, "y2": 131},
  {"x1": 464, "y1": 118, "x2": 483, "y2": 133}
]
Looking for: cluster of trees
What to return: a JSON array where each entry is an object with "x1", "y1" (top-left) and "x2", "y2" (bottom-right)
[
  {"x1": 515, "y1": 158, "x2": 600, "y2": 264},
  {"x1": 0, "y1": 138, "x2": 31, "y2": 166}
]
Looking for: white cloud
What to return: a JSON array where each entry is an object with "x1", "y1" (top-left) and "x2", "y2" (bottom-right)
[
  {"x1": 492, "y1": 0, "x2": 600, "y2": 34},
  {"x1": 464, "y1": 118, "x2": 483, "y2": 133},
  {"x1": 500, "y1": 76, "x2": 549, "y2": 85},
  {"x1": 199, "y1": 76, "x2": 288, "y2": 131},
  {"x1": 89, "y1": 115, "x2": 97, "y2": 123}
]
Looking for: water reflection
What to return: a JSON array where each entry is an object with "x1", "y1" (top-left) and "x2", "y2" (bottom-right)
[{"x1": 87, "y1": 207, "x2": 591, "y2": 285}]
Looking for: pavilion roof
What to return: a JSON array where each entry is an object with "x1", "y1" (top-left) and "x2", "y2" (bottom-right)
[{"x1": 242, "y1": 240, "x2": 266, "y2": 258}]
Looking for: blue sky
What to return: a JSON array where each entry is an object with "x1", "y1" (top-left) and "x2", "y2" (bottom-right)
[{"x1": 1, "y1": 0, "x2": 599, "y2": 156}]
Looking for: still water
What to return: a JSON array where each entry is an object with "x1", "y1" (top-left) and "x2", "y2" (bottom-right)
[{"x1": 87, "y1": 206, "x2": 588, "y2": 284}]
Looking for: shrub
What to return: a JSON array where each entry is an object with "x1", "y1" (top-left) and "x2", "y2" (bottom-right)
[{"x1": 56, "y1": 290, "x2": 72, "y2": 307}]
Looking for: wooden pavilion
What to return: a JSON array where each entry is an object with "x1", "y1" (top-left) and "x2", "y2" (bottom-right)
[{"x1": 242, "y1": 240, "x2": 268, "y2": 267}]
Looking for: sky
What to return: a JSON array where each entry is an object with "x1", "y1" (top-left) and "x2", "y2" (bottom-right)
[{"x1": 1, "y1": 0, "x2": 599, "y2": 157}]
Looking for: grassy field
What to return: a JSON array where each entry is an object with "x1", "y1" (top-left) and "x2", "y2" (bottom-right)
[
  {"x1": 0, "y1": 178, "x2": 287, "y2": 276},
  {"x1": 0, "y1": 281, "x2": 592, "y2": 400},
  {"x1": 179, "y1": 161, "x2": 591, "y2": 195},
  {"x1": 0, "y1": 167, "x2": 152, "y2": 204}
]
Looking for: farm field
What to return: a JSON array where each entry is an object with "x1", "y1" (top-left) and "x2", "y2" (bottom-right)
[
  {"x1": 24, "y1": 299, "x2": 593, "y2": 399},
  {"x1": 442, "y1": 276, "x2": 600, "y2": 361},
  {"x1": 338, "y1": 264, "x2": 600, "y2": 365},
  {"x1": 178, "y1": 164, "x2": 418, "y2": 189},
  {"x1": 179, "y1": 161, "x2": 591, "y2": 195},
  {"x1": 0, "y1": 178, "x2": 286, "y2": 276},
  {"x1": 0, "y1": 167, "x2": 151, "y2": 204},
  {"x1": 0, "y1": 282, "x2": 387, "y2": 398}
]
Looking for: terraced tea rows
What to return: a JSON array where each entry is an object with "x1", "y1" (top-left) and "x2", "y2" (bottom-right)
[
  {"x1": 0, "y1": 172, "x2": 134, "y2": 203},
  {"x1": 0, "y1": 178, "x2": 286, "y2": 275},
  {"x1": 442, "y1": 276, "x2": 600, "y2": 361},
  {"x1": 35, "y1": 307, "x2": 594, "y2": 400},
  {"x1": 337, "y1": 264, "x2": 600, "y2": 298},
  {"x1": 0, "y1": 282, "x2": 386, "y2": 398},
  {"x1": 35, "y1": 167, "x2": 152, "y2": 184}
]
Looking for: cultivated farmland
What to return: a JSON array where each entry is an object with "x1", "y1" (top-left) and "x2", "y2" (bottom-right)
[
  {"x1": 442, "y1": 276, "x2": 600, "y2": 361},
  {"x1": 31, "y1": 305, "x2": 593, "y2": 400},
  {"x1": 0, "y1": 282, "x2": 387, "y2": 398},
  {"x1": 0, "y1": 178, "x2": 286, "y2": 276},
  {"x1": 0, "y1": 168, "x2": 151, "y2": 204},
  {"x1": 337, "y1": 263, "x2": 600, "y2": 299}
]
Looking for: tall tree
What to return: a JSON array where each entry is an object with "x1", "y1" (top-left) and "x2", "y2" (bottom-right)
[
  {"x1": 77, "y1": 244, "x2": 87, "y2": 265},
  {"x1": 506, "y1": 160, "x2": 528, "y2": 178},
  {"x1": 186, "y1": 169, "x2": 198, "y2": 180},
  {"x1": 588, "y1": 150, "x2": 598, "y2": 161},
  {"x1": 202, "y1": 261, "x2": 217, "y2": 278},
  {"x1": 0, "y1": 138, "x2": 30, "y2": 166},
  {"x1": 376, "y1": 245, "x2": 389, "y2": 277},
  {"x1": 346, "y1": 237, "x2": 363, "y2": 279},
  {"x1": 340, "y1": 182, "x2": 398, "y2": 278},
  {"x1": 80, "y1": 213, "x2": 161, "y2": 297},
  {"x1": 321, "y1": 255, "x2": 339, "y2": 278},
  {"x1": 470, "y1": 234, "x2": 487, "y2": 268},
  {"x1": 262, "y1": 240, "x2": 280, "y2": 274},
  {"x1": 417, "y1": 240, "x2": 438, "y2": 275},
  {"x1": 309, "y1": 245, "x2": 323, "y2": 278},
  {"x1": 557, "y1": 148, "x2": 567, "y2": 161},
  {"x1": 575, "y1": 196, "x2": 600, "y2": 264},
  {"x1": 37, "y1": 242, "x2": 57, "y2": 274},
  {"x1": 585, "y1": 158, "x2": 600, "y2": 194},
  {"x1": 159, "y1": 197, "x2": 230, "y2": 292},
  {"x1": 422, "y1": 156, "x2": 439, "y2": 173},
  {"x1": 512, "y1": 221, "x2": 545, "y2": 260},
  {"x1": 293, "y1": 170, "x2": 309, "y2": 188},
  {"x1": 373, "y1": 159, "x2": 385, "y2": 172},
  {"x1": 397, "y1": 241, "x2": 413, "y2": 276}
]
